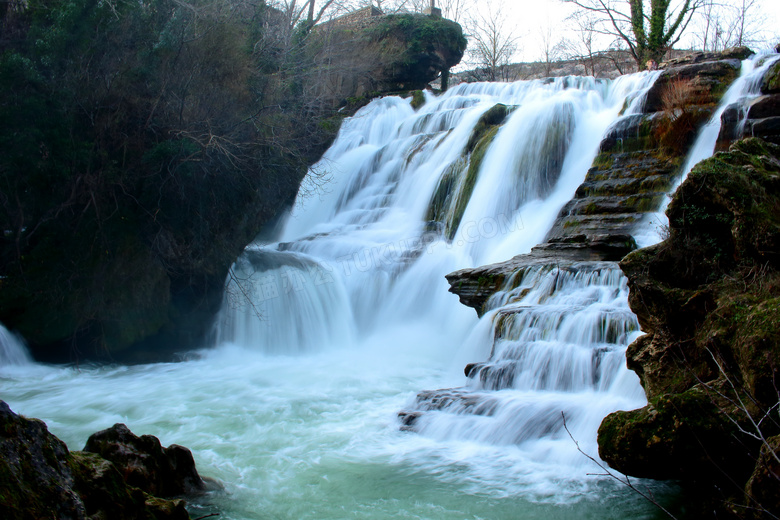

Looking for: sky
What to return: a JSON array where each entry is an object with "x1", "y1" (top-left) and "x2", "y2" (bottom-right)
[{"x1": 458, "y1": 0, "x2": 780, "y2": 63}]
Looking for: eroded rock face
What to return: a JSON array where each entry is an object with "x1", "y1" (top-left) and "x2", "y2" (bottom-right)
[
  {"x1": 598, "y1": 138, "x2": 780, "y2": 517},
  {"x1": 0, "y1": 401, "x2": 201, "y2": 519},
  {"x1": 644, "y1": 58, "x2": 742, "y2": 113}
]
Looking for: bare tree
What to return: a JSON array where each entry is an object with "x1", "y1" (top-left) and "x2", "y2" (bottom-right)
[
  {"x1": 690, "y1": 0, "x2": 771, "y2": 51},
  {"x1": 539, "y1": 22, "x2": 566, "y2": 76},
  {"x1": 564, "y1": 0, "x2": 701, "y2": 68},
  {"x1": 465, "y1": 3, "x2": 519, "y2": 81},
  {"x1": 438, "y1": 0, "x2": 468, "y2": 23}
]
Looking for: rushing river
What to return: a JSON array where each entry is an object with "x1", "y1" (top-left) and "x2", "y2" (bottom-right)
[{"x1": 6, "y1": 53, "x2": 777, "y2": 518}]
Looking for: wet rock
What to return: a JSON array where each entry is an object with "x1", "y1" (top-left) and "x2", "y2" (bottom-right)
[
  {"x1": 598, "y1": 388, "x2": 758, "y2": 482},
  {"x1": 84, "y1": 423, "x2": 206, "y2": 497},
  {"x1": 0, "y1": 401, "x2": 85, "y2": 519},
  {"x1": 761, "y1": 59, "x2": 780, "y2": 94},
  {"x1": 397, "y1": 411, "x2": 422, "y2": 431},
  {"x1": 0, "y1": 401, "x2": 194, "y2": 520},
  {"x1": 745, "y1": 117, "x2": 780, "y2": 145},
  {"x1": 746, "y1": 94, "x2": 780, "y2": 119},
  {"x1": 68, "y1": 451, "x2": 189, "y2": 520}
]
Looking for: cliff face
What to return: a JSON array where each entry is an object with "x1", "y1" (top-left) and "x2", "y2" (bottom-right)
[{"x1": 598, "y1": 137, "x2": 780, "y2": 517}]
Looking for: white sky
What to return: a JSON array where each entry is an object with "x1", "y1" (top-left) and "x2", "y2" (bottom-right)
[{"x1": 461, "y1": 0, "x2": 780, "y2": 63}]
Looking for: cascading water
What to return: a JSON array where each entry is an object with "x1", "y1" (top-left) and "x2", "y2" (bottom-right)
[
  {"x1": 10, "y1": 62, "x2": 764, "y2": 519},
  {"x1": 0, "y1": 323, "x2": 32, "y2": 367}
]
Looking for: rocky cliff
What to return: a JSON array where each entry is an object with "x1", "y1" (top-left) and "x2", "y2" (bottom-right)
[{"x1": 598, "y1": 137, "x2": 780, "y2": 518}]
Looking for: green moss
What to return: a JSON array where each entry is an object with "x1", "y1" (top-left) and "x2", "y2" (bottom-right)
[
  {"x1": 410, "y1": 89, "x2": 426, "y2": 110},
  {"x1": 591, "y1": 152, "x2": 614, "y2": 171},
  {"x1": 598, "y1": 388, "x2": 755, "y2": 482},
  {"x1": 761, "y1": 60, "x2": 780, "y2": 94},
  {"x1": 425, "y1": 123, "x2": 501, "y2": 240},
  {"x1": 466, "y1": 103, "x2": 508, "y2": 153}
]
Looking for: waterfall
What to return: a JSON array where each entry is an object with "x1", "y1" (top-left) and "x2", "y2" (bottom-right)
[
  {"x1": 212, "y1": 71, "x2": 664, "y2": 486},
  {"x1": 218, "y1": 73, "x2": 661, "y2": 351},
  {"x1": 11, "y1": 58, "x2": 777, "y2": 518},
  {"x1": 0, "y1": 323, "x2": 32, "y2": 367}
]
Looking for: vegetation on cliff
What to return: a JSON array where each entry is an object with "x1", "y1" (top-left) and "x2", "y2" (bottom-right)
[
  {"x1": 0, "y1": 1, "x2": 465, "y2": 362},
  {"x1": 598, "y1": 138, "x2": 780, "y2": 518}
]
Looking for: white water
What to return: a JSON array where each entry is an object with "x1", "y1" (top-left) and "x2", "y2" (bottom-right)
[
  {"x1": 1, "y1": 72, "x2": 694, "y2": 519},
  {"x1": 0, "y1": 323, "x2": 32, "y2": 367}
]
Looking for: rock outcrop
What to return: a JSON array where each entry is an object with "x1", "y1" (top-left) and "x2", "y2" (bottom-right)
[
  {"x1": 310, "y1": 13, "x2": 467, "y2": 101},
  {"x1": 597, "y1": 138, "x2": 780, "y2": 517},
  {"x1": 0, "y1": 401, "x2": 208, "y2": 519}
]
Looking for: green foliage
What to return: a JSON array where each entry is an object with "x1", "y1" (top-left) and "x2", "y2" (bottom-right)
[{"x1": 368, "y1": 14, "x2": 466, "y2": 53}]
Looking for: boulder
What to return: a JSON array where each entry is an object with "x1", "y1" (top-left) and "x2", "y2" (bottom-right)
[
  {"x1": 0, "y1": 400, "x2": 203, "y2": 519},
  {"x1": 598, "y1": 388, "x2": 758, "y2": 483},
  {"x1": 84, "y1": 423, "x2": 206, "y2": 497},
  {"x1": 0, "y1": 401, "x2": 85, "y2": 519},
  {"x1": 761, "y1": 59, "x2": 780, "y2": 94},
  {"x1": 68, "y1": 451, "x2": 189, "y2": 520},
  {"x1": 746, "y1": 94, "x2": 780, "y2": 119}
]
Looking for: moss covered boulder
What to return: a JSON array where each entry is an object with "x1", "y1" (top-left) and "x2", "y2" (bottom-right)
[{"x1": 761, "y1": 59, "x2": 780, "y2": 94}]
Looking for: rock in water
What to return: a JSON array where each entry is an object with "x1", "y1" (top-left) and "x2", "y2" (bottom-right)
[
  {"x1": 0, "y1": 400, "x2": 85, "y2": 518},
  {"x1": 84, "y1": 423, "x2": 206, "y2": 497},
  {"x1": 0, "y1": 400, "x2": 199, "y2": 519}
]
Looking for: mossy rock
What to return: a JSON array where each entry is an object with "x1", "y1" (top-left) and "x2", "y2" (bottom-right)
[
  {"x1": 598, "y1": 388, "x2": 759, "y2": 482},
  {"x1": 761, "y1": 60, "x2": 780, "y2": 94},
  {"x1": 605, "y1": 138, "x2": 780, "y2": 516},
  {"x1": 409, "y1": 89, "x2": 426, "y2": 109},
  {"x1": 0, "y1": 402, "x2": 84, "y2": 519},
  {"x1": 465, "y1": 103, "x2": 509, "y2": 153},
  {"x1": 744, "y1": 434, "x2": 780, "y2": 519},
  {"x1": 426, "y1": 122, "x2": 502, "y2": 240}
]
